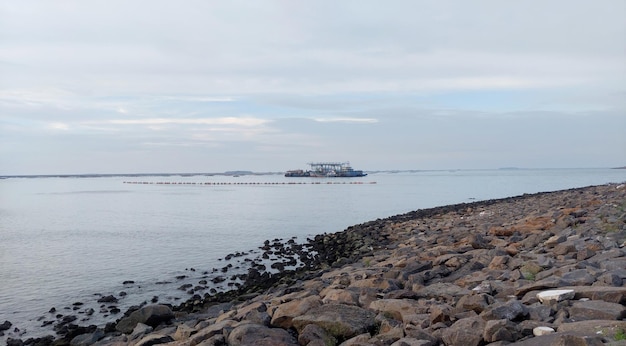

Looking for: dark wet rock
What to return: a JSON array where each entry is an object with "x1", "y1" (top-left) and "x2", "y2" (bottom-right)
[
  {"x1": 0, "y1": 320, "x2": 12, "y2": 331},
  {"x1": 177, "y1": 284, "x2": 192, "y2": 291},
  {"x1": 69, "y1": 329, "x2": 104, "y2": 346},
  {"x1": 115, "y1": 305, "x2": 174, "y2": 334},
  {"x1": 96, "y1": 295, "x2": 117, "y2": 303},
  {"x1": 6, "y1": 338, "x2": 23, "y2": 346}
]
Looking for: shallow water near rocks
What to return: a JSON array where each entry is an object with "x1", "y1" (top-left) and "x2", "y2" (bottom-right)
[{"x1": 1, "y1": 168, "x2": 625, "y2": 342}]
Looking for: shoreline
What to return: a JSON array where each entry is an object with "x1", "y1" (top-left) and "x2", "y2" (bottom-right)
[{"x1": 3, "y1": 182, "x2": 626, "y2": 345}]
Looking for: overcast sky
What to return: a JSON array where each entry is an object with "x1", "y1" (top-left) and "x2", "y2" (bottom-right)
[{"x1": 1, "y1": 1, "x2": 625, "y2": 174}]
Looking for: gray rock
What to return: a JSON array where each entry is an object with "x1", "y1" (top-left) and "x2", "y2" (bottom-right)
[
  {"x1": 480, "y1": 299, "x2": 528, "y2": 321},
  {"x1": 297, "y1": 323, "x2": 337, "y2": 346},
  {"x1": 527, "y1": 304, "x2": 553, "y2": 322},
  {"x1": 134, "y1": 334, "x2": 174, "y2": 346},
  {"x1": 416, "y1": 282, "x2": 471, "y2": 299},
  {"x1": 569, "y1": 300, "x2": 626, "y2": 321},
  {"x1": 515, "y1": 277, "x2": 567, "y2": 297},
  {"x1": 597, "y1": 269, "x2": 626, "y2": 286},
  {"x1": 227, "y1": 323, "x2": 298, "y2": 346},
  {"x1": 560, "y1": 269, "x2": 596, "y2": 286},
  {"x1": 562, "y1": 285, "x2": 626, "y2": 304},
  {"x1": 292, "y1": 304, "x2": 377, "y2": 340}
]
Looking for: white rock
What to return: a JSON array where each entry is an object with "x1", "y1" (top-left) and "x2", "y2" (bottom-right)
[
  {"x1": 536, "y1": 289, "x2": 575, "y2": 304},
  {"x1": 533, "y1": 326, "x2": 555, "y2": 336}
]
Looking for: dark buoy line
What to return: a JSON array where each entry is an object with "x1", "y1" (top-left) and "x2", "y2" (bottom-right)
[{"x1": 123, "y1": 181, "x2": 377, "y2": 185}]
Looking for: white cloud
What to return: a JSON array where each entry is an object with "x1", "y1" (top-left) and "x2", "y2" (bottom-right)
[
  {"x1": 313, "y1": 118, "x2": 378, "y2": 124},
  {"x1": 95, "y1": 117, "x2": 270, "y2": 127},
  {"x1": 47, "y1": 122, "x2": 69, "y2": 131}
]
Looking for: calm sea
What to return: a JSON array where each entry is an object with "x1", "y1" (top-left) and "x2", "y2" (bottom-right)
[{"x1": 1, "y1": 169, "x2": 625, "y2": 341}]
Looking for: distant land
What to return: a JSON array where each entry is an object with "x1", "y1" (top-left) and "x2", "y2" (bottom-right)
[{"x1": 2, "y1": 167, "x2": 625, "y2": 179}]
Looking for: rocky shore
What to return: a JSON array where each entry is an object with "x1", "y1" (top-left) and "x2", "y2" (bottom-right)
[{"x1": 5, "y1": 183, "x2": 626, "y2": 346}]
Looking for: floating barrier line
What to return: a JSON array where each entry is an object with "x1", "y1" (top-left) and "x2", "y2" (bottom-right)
[{"x1": 123, "y1": 181, "x2": 377, "y2": 185}]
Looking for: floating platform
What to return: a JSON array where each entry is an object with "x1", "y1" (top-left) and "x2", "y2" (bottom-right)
[{"x1": 286, "y1": 162, "x2": 367, "y2": 177}]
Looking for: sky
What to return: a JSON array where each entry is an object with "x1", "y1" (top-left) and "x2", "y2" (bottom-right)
[{"x1": 1, "y1": 1, "x2": 625, "y2": 175}]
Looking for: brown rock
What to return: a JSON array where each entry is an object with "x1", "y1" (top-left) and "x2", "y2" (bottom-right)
[
  {"x1": 441, "y1": 316, "x2": 486, "y2": 346},
  {"x1": 271, "y1": 295, "x2": 321, "y2": 329},
  {"x1": 349, "y1": 277, "x2": 402, "y2": 293},
  {"x1": 369, "y1": 299, "x2": 428, "y2": 322},
  {"x1": 488, "y1": 255, "x2": 510, "y2": 270},
  {"x1": 173, "y1": 324, "x2": 195, "y2": 341},
  {"x1": 456, "y1": 293, "x2": 494, "y2": 313},
  {"x1": 321, "y1": 288, "x2": 359, "y2": 305},
  {"x1": 482, "y1": 318, "x2": 522, "y2": 343},
  {"x1": 429, "y1": 304, "x2": 452, "y2": 325},
  {"x1": 553, "y1": 242, "x2": 577, "y2": 256},
  {"x1": 189, "y1": 319, "x2": 237, "y2": 346},
  {"x1": 415, "y1": 282, "x2": 471, "y2": 299}
]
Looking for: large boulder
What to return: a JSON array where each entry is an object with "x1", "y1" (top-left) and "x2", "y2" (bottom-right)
[
  {"x1": 115, "y1": 305, "x2": 174, "y2": 334},
  {"x1": 270, "y1": 295, "x2": 321, "y2": 329},
  {"x1": 369, "y1": 299, "x2": 429, "y2": 322},
  {"x1": 292, "y1": 304, "x2": 377, "y2": 341},
  {"x1": 568, "y1": 300, "x2": 626, "y2": 321},
  {"x1": 227, "y1": 323, "x2": 298, "y2": 346}
]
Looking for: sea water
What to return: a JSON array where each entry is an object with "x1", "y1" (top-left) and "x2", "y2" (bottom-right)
[{"x1": 1, "y1": 169, "x2": 625, "y2": 341}]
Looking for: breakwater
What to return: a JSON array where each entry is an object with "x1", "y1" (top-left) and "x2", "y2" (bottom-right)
[{"x1": 3, "y1": 182, "x2": 626, "y2": 346}]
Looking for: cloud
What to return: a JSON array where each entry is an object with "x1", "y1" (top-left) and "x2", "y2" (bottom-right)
[
  {"x1": 0, "y1": 1, "x2": 624, "y2": 174},
  {"x1": 313, "y1": 117, "x2": 378, "y2": 124},
  {"x1": 47, "y1": 122, "x2": 69, "y2": 131},
  {"x1": 94, "y1": 117, "x2": 270, "y2": 127}
]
